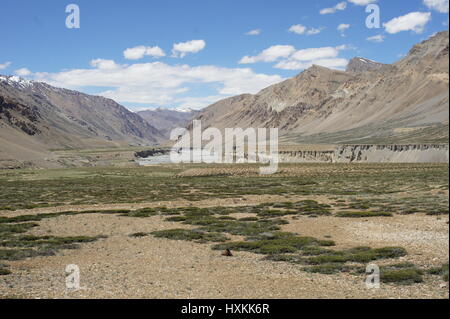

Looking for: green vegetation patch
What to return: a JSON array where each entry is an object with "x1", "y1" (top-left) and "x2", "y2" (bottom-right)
[
  {"x1": 0, "y1": 235, "x2": 103, "y2": 249},
  {"x1": 212, "y1": 232, "x2": 335, "y2": 255},
  {"x1": 151, "y1": 229, "x2": 229, "y2": 243},
  {"x1": 426, "y1": 209, "x2": 449, "y2": 216},
  {"x1": 0, "y1": 235, "x2": 105, "y2": 263},
  {"x1": 0, "y1": 210, "x2": 131, "y2": 225},
  {"x1": 304, "y1": 247, "x2": 407, "y2": 265},
  {"x1": 160, "y1": 206, "x2": 290, "y2": 237},
  {"x1": 303, "y1": 263, "x2": 356, "y2": 275},
  {"x1": 0, "y1": 210, "x2": 107, "y2": 275},
  {"x1": 379, "y1": 263, "x2": 424, "y2": 285},
  {"x1": 129, "y1": 232, "x2": 149, "y2": 238},
  {"x1": 0, "y1": 269, "x2": 11, "y2": 275},
  {"x1": 335, "y1": 211, "x2": 393, "y2": 218},
  {"x1": 428, "y1": 263, "x2": 449, "y2": 281},
  {"x1": 256, "y1": 200, "x2": 332, "y2": 217},
  {"x1": 0, "y1": 164, "x2": 447, "y2": 214},
  {"x1": 123, "y1": 208, "x2": 160, "y2": 218},
  {"x1": 0, "y1": 223, "x2": 39, "y2": 237}
]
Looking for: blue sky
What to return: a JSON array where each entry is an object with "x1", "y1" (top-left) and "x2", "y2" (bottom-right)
[{"x1": 0, "y1": 0, "x2": 448, "y2": 111}]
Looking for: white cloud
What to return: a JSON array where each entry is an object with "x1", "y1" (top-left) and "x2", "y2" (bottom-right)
[
  {"x1": 423, "y1": 0, "x2": 449, "y2": 13},
  {"x1": 14, "y1": 68, "x2": 31, "y2": 76},
  {"x1": 274, "y1": 60, "x2": 308, "y2": 70},
  {"x1": 124, "y1": 46, "x2": 147, "y2": 60},
  {"x1": 279, "y1": 45, "x2": 348, "y2": 70},
  {"x1": 337, "y1": 24, "x2": 350, "y2": 36},
  {"x1": 33, "y1": 60, "x2": 283, "y2": 108},
  {"x1": 337, "y1": 24, "x2": 350, "y2": 32},
  {"x1": 288, "y1": 24, "x2": 307, "y2": 34},
  {"x1": 314, "y1": 58, "x2": 349, "y2": 69},
  {"x1": 291, "y1": 47, "x2": 342, "y2": 61},
  {"x1": 90, "y1": 59, "x2": 120, "y2": 70},
  {"x1": 172, "y1": 40, "x2": 206, "y2": 58},
  {"x1": 384, "y1": 12, "x2": 432, "y2": 34},
  {"x1": 306, "y1": 27, "x2": 324, "y2": 35},
  {"x1": 248, "y1": 44, "x2": 348, "y2": 71},
  {"x1": 367, "y1": 34, "x2": 385, "y2": 42},
  {"x1": 320, "y1": 2, "x2": 347, "y2": 14},
  {"x1": 0, "y1": 62, "x2": 11, "y2": 70},
  {"x1": 245, "y1": 29, "x2": 261, "y2": 35},
  {"x1": 348, "y1": 0, "x2": 377, "y2": 5},
  {"x1": 239, "y1": 44, "x2": 349, "y2": 71},
  {"x1": 275, "y1": 58, "x2": 348, "y2": 71},
  {"x1": 288, "y1": 24, "x2": 324, "y2": 35},
  {"x1": 123, "y1": 46, "x2": 166, "y2": 60},
  {"x1": 145, "y1": 46, "x2": 166, "y2": 58},
  {"x1": 239, "y1": 45, "x2": 296, "y2": 64}
]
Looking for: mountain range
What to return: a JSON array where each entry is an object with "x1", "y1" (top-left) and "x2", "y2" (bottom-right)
[
  {"x1": 137, "y1": 108, "x2": 198, "y2": 138},
  {"x1": 0, "y1": 77, "x2": 164, "y2": 166},
  {"x1": 0, "y1": 31, "x2": 448, "y2": 167},
  {"x1": 193, "y1": 31, "x2": 449, "y2": 145}
]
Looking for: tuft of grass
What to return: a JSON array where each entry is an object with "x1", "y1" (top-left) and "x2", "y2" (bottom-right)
[
  {"x1": 272, "y1": 202, "x2": 295, "y2": 208},
  {"x1": 426, "y1": 209, "x2": 449, "y2": 216},
  {"x1": 380, "y1": 264, "x2": 424, "y2": 285},
  {"x1": 165, "y1": 216, "x2": 188, "y2": 222},
  {"x1": 289, "y1": 200, "x2": 332, "y2": 216},
  {"x1": 0, "y1": 223, "x2": 39, "y2": 237},
  {"x1": 122, "y1": 208, "x2": 158, "y2": 218},
  {"x1": 254, "y1": 200, "x2": 332, "y2": 217},
  {"x1": 428, "y1": 263, "x2": 449, "y2": 282},
  {"x1": 259, "y1": 245, "x2": 298, "y2": 254},
  {"x1": 213, "y1": 233, "x2": 335, "y2": 255},
  {"x1": 0, "y1": 235, "x2": 104, "y2": 255},
  {"x1": 151, "y1": 229, "x2": 228, "y2": 243},
  {"x1": 238, "y1": 217, "x2": 259, "y2": 222},
  {"x1": 165, "y1": 208, "x2": 289, "y2": 237},
  {"x1": 301, "y1": 246, "x2": 333, "y2": 256},
  {"x1": 0, "y1": 249, "x2": 45, "y2": 261},
  {"x1": 129, "y1": 232, "x2": 149, "y2": 238},
  {"x1": 351, "y1": 262, "x2": 425, "y2": 285},
  {"x1": 335, "y1": 211, "x2": 393, "y2": 218},
  {"x1": 264, "y1": 254, "x2": 302, "y2": 263},
  {"x1": 304, "y1": 247, "x2": 407, "y2": 265},
  {"x1": 0, "y1": 268, "x2": 11, "y2": 275},
  {"x1": 303, "y1": 264, "x2": 355, "y2": 274},
  {"x1": 218, "y1": 216, "x2": 237, "y2": 221},
  {"x1": 0, "y1": 210, "x2": 131, "y2": 225},
  {"x1": 0, "y1": 262, "x2": 11, "y2": 275}
]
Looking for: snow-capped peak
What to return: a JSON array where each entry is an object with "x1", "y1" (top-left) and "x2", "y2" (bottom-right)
[{"x1": 0, "y1": 75, "x2": 33, "y2": 89}]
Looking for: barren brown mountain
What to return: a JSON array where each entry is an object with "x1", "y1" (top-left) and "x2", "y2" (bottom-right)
[
  {"x1": 194, "y1": 31, "x2": 449, "y2": 145},
  {"x1": 0, "y1": 78, "x2": 164, "y2": 166},
  {"x1": 137, "y1": 108, "x2": 197, "y2": 138}
]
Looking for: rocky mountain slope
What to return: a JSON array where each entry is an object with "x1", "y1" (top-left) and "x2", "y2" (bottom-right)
[
  {"x1": 194, "y1": 31, "x2": 449, "y2": 145},
  {"x1": 0, "y1": 77, "x2": 163, "y2": 166},
  {"x1": 345, "y1": 57, "x2": 385, "y2": 74},
  {"x1": 137, "y1": 108, "x2": 197, "y2": 138}
]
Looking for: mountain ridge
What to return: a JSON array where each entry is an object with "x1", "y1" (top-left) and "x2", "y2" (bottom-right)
[
  {"x1": 137, "y1": 108, "x2": 198, "y2": 138},
  {"x1": 193, "y1": 30, "x2": 449, "y2": 145},
  {"x1": 0, "y1": 76, "x2": 164, "y2": 166}
]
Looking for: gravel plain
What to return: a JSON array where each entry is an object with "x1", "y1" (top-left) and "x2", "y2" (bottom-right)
[{"x1": 0, "y1": 196, "x2": 448, "y2": 299}]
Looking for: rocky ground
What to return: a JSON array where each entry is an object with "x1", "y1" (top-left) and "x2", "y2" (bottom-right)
[{"x1": 0, "y1": 195, "x2": 448, "y2": 299}]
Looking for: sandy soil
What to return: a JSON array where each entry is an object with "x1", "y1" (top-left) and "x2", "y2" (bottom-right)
[{"x1": 0, "y1": 198, "x2": 448, "y2": 299}]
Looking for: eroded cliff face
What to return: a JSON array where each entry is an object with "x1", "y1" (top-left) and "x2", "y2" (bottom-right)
[{"x1": 279, "y1": 144, "x2": 449, "y2": 163}]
